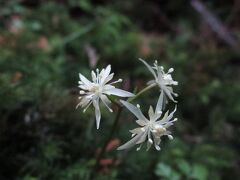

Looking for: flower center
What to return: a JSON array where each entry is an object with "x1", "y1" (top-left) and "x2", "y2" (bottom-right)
[
  {"x1": 151, "y1": 124, "x2": 166, "y2": 136},
  {"x1": 163, "y1": 74, "x2": 172, "y2": 81},
  {"x1": 90, "y1": 84, "x2": 102, "y2": 95}
]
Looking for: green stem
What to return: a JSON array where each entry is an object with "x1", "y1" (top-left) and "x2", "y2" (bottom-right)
[
  {"x1": 128, "y1": 84, "x2": 156, "y2": 102},
  {"x1": 90, "y1": 105, "x2": 123, "y2": 179},
  {"x1": 90, "y1": 84, "x2": 155, "y2": 179}
]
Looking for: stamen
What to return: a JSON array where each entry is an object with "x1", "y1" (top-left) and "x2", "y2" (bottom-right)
[
  {"x1": 109, "y1": 79, "x2": 122, "y2": 85},
  {"x1": 171, "y1": 118, "x2": 178, "y2": 122},
  {"x1": 80, "y1": 90, "x2": 85, "y2": 94},
  {"x1": 148, "y1": 138, "x2": 153, "y2": 144},
  {"x1": 172, "y1": 81, "x2": 178, "y2": 86},
  {"x1": 168, "y1": 135, "x2": 173, "y2": 140},
  {"x1": 165, "y1": 118, "x2": 177, "y2": 124},
  {"x1": 75, "y1": 103, "x2": 81, "y2": 109},
  {"x1": 101, "y1": 98, "x2": 113, "y2": 112},
  {"x1": 168, "y1": 68, "x2": 174, "y2": 73},
  {"x1": 83, "y1": 102, "x2": 92, "y2": 113},
  {"x1": 155, "y1": 145, "x2": 161, "y2": 151},
  {"x1": 136, "y1": 145, "x2": 142, "y2": 151},
  {"x1": 96, "y1": 69, "x2": 99, "y2": 83}
]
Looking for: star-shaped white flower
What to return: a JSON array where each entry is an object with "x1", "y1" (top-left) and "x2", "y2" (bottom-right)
[
  {"x1": 77, "y1": 65, "x2": 134, "y2": 129},
  {"x1": 139, "y1": 58, "x2": 178, "y2": 103},
  {"x1": 117, "y1": 93, "x2": 177, "y2": 151}
]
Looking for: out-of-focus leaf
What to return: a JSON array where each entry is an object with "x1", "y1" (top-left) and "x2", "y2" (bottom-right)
[{"x1": 191, "y1": 164, "x2": 208, "y2": 180}]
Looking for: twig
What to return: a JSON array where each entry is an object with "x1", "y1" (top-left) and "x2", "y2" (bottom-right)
[
  {"x1": 89, "y1": 84, "x2": 156, "y2": 179},
  {"x1": 191, "y1": 0, "x2": 240, "y2": 51}
]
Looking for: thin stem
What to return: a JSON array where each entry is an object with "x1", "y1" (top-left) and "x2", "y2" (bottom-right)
[
  {"x1": 89, "y1": 84, "x2": 155, "y2": 179},
  {"x1": 90, "y1": 105, "x2": 123, "y2": 179},
  {"x1": 128, "y1": 84, "x2": 156, "y2": 102}
]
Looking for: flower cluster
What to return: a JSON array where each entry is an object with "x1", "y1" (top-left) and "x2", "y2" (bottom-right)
[{"x1": 77, "y1": 59, "x2": 179, "y2": 151}]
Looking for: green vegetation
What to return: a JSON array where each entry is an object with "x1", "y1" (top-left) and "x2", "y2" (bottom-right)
[{"x1": 0, "y1": 0, "x2": 239, "y2": 179}]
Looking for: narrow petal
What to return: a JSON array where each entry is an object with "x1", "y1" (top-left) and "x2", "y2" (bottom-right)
[
  {"x1": 79, "y1": 74, "x2": 92, "y2": 88},
  {"x1": 147, "y1": 140, "x2": 152, "y2": 151},
  {"x1": 117, "y1": 132, "x2": 143, "y2": 150},
  {"x1": 136, "y1": 119, "x2": 147, "y2": 126},
  {"x1": 129, "y1": 128, "x2": 143, "y2": 134},
  {"x1": 156, "y1": 90, "x2": 164, "y2": 112},
  {"x1": 120, "y1": 100, "x2": 148, "y2": 122},
  {"x1": 100, "y1": 94, "x2": 113, "y2": 112},
  {"x1": 153, "y1": 135, "x2": 161, "y2": 146},
  {"x1": 105, "y1": 88, "x2": 134, "y2": 97},
  {"x1": 159, "y1": 106, "x2": 176, "y2": 124},
  {"x1": 165, "y1": 106, "x2": 177, "y2": 122},
  {"x1": 148, "y1": 106, "x2": 155, "y2": 119},
  {"x1": 78, "y1": 96, "x2": 91, "y2": 107},
  {"x1": 147, "y1": 130, "x2": 153, "y2": 151},
  {"x1": 93, "y1": 99, "x2": 101, "y2": 129},
  {"x1": 136, "y1": 129, "x2": 148, "y2": 144},
  {"x1": 100, "y1": 65, "x2": 111, "y2": 84},
  {"x1": 139, "y1": 58, "x2": 157, "y2": 79},
  {"x1": 161, "y1": 86, "x2": 177, "y2": 103},
  {"x1": 103, "y1": 73, "x2": 114, "y2": 84},
  {"x1": 91, "y1": 71, "x2": 97, "y2": 82}
]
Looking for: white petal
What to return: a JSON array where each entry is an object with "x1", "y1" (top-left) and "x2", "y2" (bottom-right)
[
  {"x1": 100, "y1": 65, "x2": 111, "y2": 84},
  {"x1": 153, "y1": 136, "x2": 161, "y2": 145},
  {"x1": 136, "y1": 130, "x2": 148, "y2": 144},
  {"x1": 165, "y1": 106, "x2": 177, "y2": 122},
  {"x1": 105, "y1": 88, "x2": 134, "y2": 97},
  {"x1": 147, "y1": 140, "x2": 152, "y2": 151},
  {"x1": 78, "y1": 85, "x2": 89, "y2": 90},
  {"x1": 117, "y1": 132, "x2": 143, "y2": 150},
  {"x1": 129, "y1": 128, "x2": 143, "y2": 134},
  {"x1": 100, "y1": 94, "x2": 113, "y2": 112},
  {"x1": 79, "y1": 74, "x2": 92, "y2": 88},
  {"x1": 120, "y1": 100, "x2": 148, "y2": 122},
  {"x1": 156, "y1": 90, "x2": 164, "y2": 112},
  {"x1": 160, "y1": 110, "x2": 169, "y2": 123},
  {"x1": 139, "y1": 58, "x2": 157, "y2": 79},
  {"x1": 162, "y1": 86, "x2": 177, "y2": 103},
  {"x1": 136, "y1": 119, "x2": 147, "y2": 126},
  {"x1": 103, "y1": 73, "x2": 114, "y2": 84},
  {"x1": 148, "y1": 106, "x2": 155, "y2": 119},
  {"x1": 93, "y1": 99, "x2": 101, "y2": 129},
  {"x1": 91, "y1": 71, "x2": 97, "y2": 82}
]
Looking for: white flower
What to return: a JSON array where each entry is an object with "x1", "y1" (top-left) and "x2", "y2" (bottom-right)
[
  {"x1": 76, "y1": 65, "x2": 134, "y2": 129},
  {"x1": 117, "y1": 93, "x2": 177, "y2": 151},
  {"x1": 139, "y1": 58, "x2": 178, "y2": 103}
]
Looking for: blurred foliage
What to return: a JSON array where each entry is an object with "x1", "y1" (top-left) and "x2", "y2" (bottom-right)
[{"x1": 0, "y1": 0, "x2": 240, "y2": 179}]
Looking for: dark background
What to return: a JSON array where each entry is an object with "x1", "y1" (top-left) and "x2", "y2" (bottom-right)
[{"x1": 0, "y1": 0, "x2": 239, "y2": 179}]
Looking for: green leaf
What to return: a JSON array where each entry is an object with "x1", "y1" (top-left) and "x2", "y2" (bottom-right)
[
  {"x1": 191, "y1": 164, "x2": 208, "y2": 180},
  {"x1": 155, "y1": 163, "x2": 181, "y2": 180},
  {"x1": 155, "y1": 163, "x2": 172, "y2": 177},
  {"x1": 176, "y1": 159, "x2": 191, "y2": 175}
]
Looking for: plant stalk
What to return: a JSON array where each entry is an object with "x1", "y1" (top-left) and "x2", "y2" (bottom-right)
[{"x1": 90, "y1": 84, "x2": 155, "y2": 179}]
